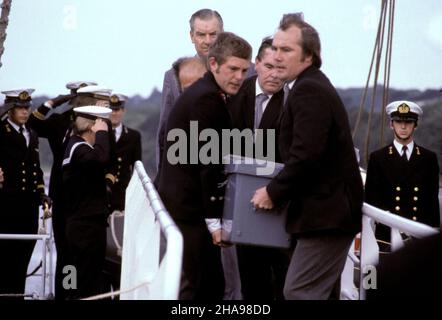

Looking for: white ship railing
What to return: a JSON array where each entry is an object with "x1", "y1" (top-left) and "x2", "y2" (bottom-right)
[
  {"x1": 0, "y1": 229, "x2": 54, "y2": 300},
  {"x1": 340, "y1": 202, "x2": 439, "y2": 300},
  {"x1": 118, "y1": 161, "x2": 183, "y2": 300}
]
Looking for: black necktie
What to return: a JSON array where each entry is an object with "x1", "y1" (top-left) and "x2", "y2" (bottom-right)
[
  {"x1": 19, "y1": 125, "x2": 27, "y2": 147},
  {"x1": 401, "y1": 145, "x2": 408, "y2": 162}
]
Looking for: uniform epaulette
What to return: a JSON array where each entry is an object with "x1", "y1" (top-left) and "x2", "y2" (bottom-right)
[{"x1": 32, "y1": 109, "x2": 46, "y2": 121}]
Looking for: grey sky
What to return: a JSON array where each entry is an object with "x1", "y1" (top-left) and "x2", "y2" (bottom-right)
[{"x1": 1, "y1": 0, "x2": 441, "y2": 97}]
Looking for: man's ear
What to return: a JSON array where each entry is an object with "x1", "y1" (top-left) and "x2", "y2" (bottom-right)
[{"x1": 208, "y1": 57, "x2": 218, "y2": 73}]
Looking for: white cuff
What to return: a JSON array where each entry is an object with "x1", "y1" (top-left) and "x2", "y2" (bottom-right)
[
  {"x1": 205, "y1": 219, "x2": 221, "y2": 234},
  {"x1": 44, "y1": 101, "x2": 53, "y2": 109}
]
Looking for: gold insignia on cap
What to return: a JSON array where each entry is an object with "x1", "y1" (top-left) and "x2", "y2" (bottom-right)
[
  {"x1": 79, "y1": 83, "x2": 88, "y2": 88},
  {"x1": 110, "y1": 95, "x2": 119, "y2": 104},
  {"x1": 397, "y1": 103, "x2": 410, "y2": 114},
  {"x1": 19, "y1": 91, "x2": 30, "y2": 101}
]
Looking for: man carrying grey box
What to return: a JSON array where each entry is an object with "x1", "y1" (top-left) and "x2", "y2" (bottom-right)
[{"x1": 251, "y1": 13, "x2": 363, "y2": 300}]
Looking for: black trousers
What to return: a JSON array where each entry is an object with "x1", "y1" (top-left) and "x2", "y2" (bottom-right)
[
  {"x1": 237, "y1": 244, "x2": 291, "y2": 300},
  {"x1": 175, "y1": 220, "x2": 225, "y2": 300},
  {"x1": 0, "y1": 194, "x2": 39, "y2": 299},
  {"x1": 66, "y1": 215, "x2": 107, "y2": 299}
]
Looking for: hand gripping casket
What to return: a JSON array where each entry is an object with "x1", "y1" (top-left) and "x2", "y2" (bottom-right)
[{"x1": 222, "y1": 155, "x2": 291, "y2": 248}]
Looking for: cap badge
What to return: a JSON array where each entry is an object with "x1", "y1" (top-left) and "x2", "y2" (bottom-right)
[
  {"x1": 397, "y1": 103, "x2": 410, "y2": 114},
  {"x1": 79, "y1": 83, "x2": 88, "y2": 88},
  {"x1": 110, "y1": 95, "x2": 119, "y2": 104},
  {"x1": 19, "y1": 91, "x2": 30, "y2": 101}
]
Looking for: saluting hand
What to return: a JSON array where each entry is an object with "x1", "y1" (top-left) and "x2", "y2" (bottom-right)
[
  {"x1": 91, "y1": 118, "x2": 108, "y2": 132},
  {"x1": 251, "y1": 187, "x2": 274, "y2": 210},
  {"x1": 46, "y1": 93, "x2": 77, "y2": 108}
]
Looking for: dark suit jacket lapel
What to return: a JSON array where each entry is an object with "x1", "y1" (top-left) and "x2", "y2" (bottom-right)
[
  {"x1": 245, "y1": 86, "x2": 256, "y2": 129},
  {"x1": 404, "y1": 144, "x2": 421, "y2": 179},
  {"x1": 384, "y1": 144, "x2": 410, "y2": 184},
  {"x1": 259, "y1": 90, "x2": 283, "y2": 130}
]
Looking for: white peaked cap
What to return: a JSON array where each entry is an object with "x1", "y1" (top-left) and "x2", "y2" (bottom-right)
[
  {"x1": 77, "y1": 85, "x2": 112, "y2": 97},
  {"x1": 73, "y1": 106, "x2": 112, "y2": 119}
]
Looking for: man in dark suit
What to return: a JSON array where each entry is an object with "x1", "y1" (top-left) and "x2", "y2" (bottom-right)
[
  {"x1": 156, "y1": 9, "x2": 224, "y2": 169},
  {"x1": 228, "y1": 37, "x2": 290, "y2": 300},
  {"x1": 365, "y1": 101, "x2": 440, "y2": 247},
  {"x1": 0, "y1": 89, "x2": 50, "y2": 298},
  {"x1": 27, "y1": 83, "x2": 114, "y2": 299},
  {"x1": 251, "y1": 13, "x2": 363, "y2": 300},
  {"x1": 158, "y1": 32, "x2": 252, "y2": 300}
]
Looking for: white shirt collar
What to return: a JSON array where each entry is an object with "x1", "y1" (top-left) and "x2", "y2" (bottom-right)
[
  {"x1": 255, "y1": 79, "x2": 273, "y2": 99},
  {"x1": 393, "y1": 140, "x2": 414, "y2": 160},
  {"x1": 114, "y1": 123, "x2": 123, "y2": 142},
  {"x1": 287, "y1": 79, "x2": 296, "y2": 90},
  {"x1": 7, "y1": 118, "x2": 26, "y2": 133}
]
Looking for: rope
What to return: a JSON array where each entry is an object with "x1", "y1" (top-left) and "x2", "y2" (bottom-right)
[
  {"x1": 363, "y1": 0, "x2": 388, "y2": 165},
  {"x1": 0, "y1": 0, "x2": 12, "y2": 69},
  {"x1": 352, "y1": 1, "x2": 387, "y2": 140},
  {"x1": 26, "y1": 260, "x2": 42, "y2": 277},
  {"x1": 0, "y1": 292, "x2": 38, "y2": 299},
  {"x1": 380, "y1": 0, "x2": 395, "y2": 146},
  {"x1": 110, "y1": 210, "x2": 124, "y2": 256},
  {"x1": 352, "y1": 0, "x2": 396, "y2": 165},
  {"x1": 80, "y1": 281, "x2": 150, "y2": 301}
]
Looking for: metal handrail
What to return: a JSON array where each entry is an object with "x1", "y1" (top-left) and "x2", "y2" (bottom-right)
[
  {"x1": 0, "y1": 232, "x2": 52, "y2": 299},
  {"x1": 119, "y1": 161, "x2": 183, "y2": 300},
  {"x1": 358, "y1": 202, "x2": 438, "y2": 300}
]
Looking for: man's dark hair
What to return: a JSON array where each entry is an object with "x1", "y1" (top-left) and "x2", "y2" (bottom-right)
[
  {"x1": 279, "y1": 12, "x2": 322, "y2": 68},
  {"x1": 189, "y1": 9, "x2": 224, "y2": 33},
  {"x1": 208, "y1": 32, "x2": 252, "y2": 66},
  {"x1": 256, "y1": 37, "x2": 273, "y2": 61}
]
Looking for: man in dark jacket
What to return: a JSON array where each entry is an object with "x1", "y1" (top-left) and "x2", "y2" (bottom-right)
[
  {"x1": 158, "y1": 32, "x2": 252, "y2": 300},
  {"x1": 0, "y1": 89, "x2": 50, "y2": 298},
  {"x1": 365, "y1": 101, "x2": 440, "y2": 248},
  {"x1": 228, "y1": 37, "x2": 289, "y2": 300},
  {"x1": 252, "y1": 13, "x2": 363, "y2": 300}
]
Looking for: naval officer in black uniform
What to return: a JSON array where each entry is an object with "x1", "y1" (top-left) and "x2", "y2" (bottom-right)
[
  {"x1": 108, "y1": 94, "x2": 142, "y2": 212},
  {"x1": 0, "y1": 89, "x2": 50, "y2": 298},
  {"x1": 365, "y1": 100, "x2": 441, "y2": 247},
  {"x1": 62, "y1": 105, "x2": 112, "y2": 299}
]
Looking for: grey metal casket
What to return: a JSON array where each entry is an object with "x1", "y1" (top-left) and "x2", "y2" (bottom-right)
[{"x1": 222, "y1": 155, "x2": 291, "y2": 248}]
